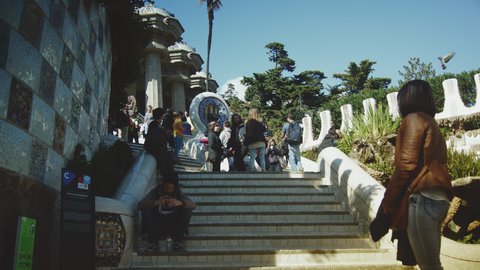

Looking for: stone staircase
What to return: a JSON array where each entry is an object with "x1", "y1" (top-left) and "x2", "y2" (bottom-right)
[{"x1": 130, "y1": 153, "x2": 409, "y2": 269}]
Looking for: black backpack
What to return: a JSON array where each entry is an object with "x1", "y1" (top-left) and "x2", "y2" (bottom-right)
[{"x1": 286, "y1": 122, "x2": 302, "y2": 145}]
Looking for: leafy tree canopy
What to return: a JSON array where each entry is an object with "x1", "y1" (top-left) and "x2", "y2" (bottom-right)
[
  {"x1": 398, "y1": 57, "x2": 436, "y2": 86},
  {"x1": 333, "y1": 60, "x2": 391, "y2": 94},
  {"x1": 265, "y1": 42, "x2": 296, "y2": 72},
  {"x1": 242, "y1": 42, "x2": 327, "y2": 131},
  {"x1": 221, "y1": 83, "x2": 248, "y2": 117}
]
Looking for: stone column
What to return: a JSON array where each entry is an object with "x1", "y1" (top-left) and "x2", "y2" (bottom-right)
[
  {"x1": 171, "y1": 80, "x2": 186, "y2": 112},
  {"x1": 145, "y1": 52, "x2": 162, "y2": 109}
]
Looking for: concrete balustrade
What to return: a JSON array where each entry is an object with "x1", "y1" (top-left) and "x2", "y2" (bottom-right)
[
  {"x1": 184, "y1": 134, "x2": 207, "y2": 165},
  {"x1": 301, "y1": 73, "x2": 480, "y2": 152},
  {"x1": 301, "y1": 110, "x2": 332, "y2": 151},
  {"x1": 473, "y1": 74, "x2": 480, "y2": 112},
  {"x1": 317, "y1": 146, "x2": 480, "y2": 268},
  {"x1": 317, "y1": 147, "x2": 394, "y2": 250},
  {"x1": 318, "y1": 147, "x2": 384, "y2": 225},
  {"x1": 301, "y1": 114, "x2": 314, "y2": 146},
  {"x1": 386, "y1": 92, "x2": 399, "y2": 120},
  {"x1": 435, "y1": 78, "x2": 469, "y2": 120},
  {"x1": 96, "y1": 151, "x2": 158, "y2": 268},
  {"x1": 340, "y1": 104, "x2": 353, "y2": 133},
  {"x1": 363, "y1": 98, "x2": 376, "y2": 121}
]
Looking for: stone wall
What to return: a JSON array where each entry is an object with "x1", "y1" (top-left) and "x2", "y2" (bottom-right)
[
  {"x1": 0, "y1": 0, "x2": 111, "y2": 269},
  {"x1": 0, "y1": 0, "x2": 111, "y2": 189}
]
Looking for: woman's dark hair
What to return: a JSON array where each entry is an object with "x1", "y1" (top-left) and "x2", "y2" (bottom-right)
[
  {"x1": 230, "y1": 113, "x2": 243, "y2": 127},
  {"x1": 397, "y1": 79, "x2": 437, "y2": 118},
  {"x1": 209, "y1": 121, "x2": 218, "y2": 131},
  {"x1": 162, "y1": 174, "x2": 179, "y2": 187}
]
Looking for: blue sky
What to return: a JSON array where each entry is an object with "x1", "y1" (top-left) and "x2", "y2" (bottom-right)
[{"x1": 156, "y1": 0, "x2": 480, "y2": 99}]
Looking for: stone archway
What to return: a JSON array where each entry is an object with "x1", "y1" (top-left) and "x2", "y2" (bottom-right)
[{"x1": 189, "y1": 92, "x2": 230, "y2": 134}]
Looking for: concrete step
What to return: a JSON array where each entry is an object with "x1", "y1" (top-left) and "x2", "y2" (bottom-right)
[
  {"x1": 177, "y1": 172, "x2": 322, "y2": 180},
  {"x1": 164, "y1": 234, "x2": 375, "y2": 250},
  {"x1": 181, "y1": 185, "x2": 335, "y2": 194},
  {"x1": 131, "y1": 248, "x2": 404, "y2": 269},
  {"x1": 188, "y1": 193, "x2": 339, "y2": 203},
  {"x1": 130, "y1": 158, "x2": 402, "y2": 269},
  {"x1": 176, "y1": 159, "x2": 203, "y2": 167},
  {"x1": 179, "y1": 179, "x2": 326, "y2": 187},
  {"x1": 194, "y1": 201, "x2": 345, "y2": 212},
  {"x1": 191, "y1": 211, "x2": 357, "y2": 223},
  {"x1": 189, "y1": 222, "x2": 364, "y2": 235}
]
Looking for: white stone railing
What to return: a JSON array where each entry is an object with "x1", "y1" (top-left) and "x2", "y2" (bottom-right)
[
  {"x1": 340, "y1": 104, "x2": 353, "y2": 133},
  {"x1": 317, "y1": 146, "x2": 480, "y2": 268},
  {"x1": 301, "y1": 73, "x2": 480, "y2": 152},
  {"x1": 96, "y1": 150, "x2": 158, "y2": 268},
  {"x1": 317, "y1": 147, "x2": 393, "y2": 249},
  {"x1": 318, "y1": 147, "x2": 384, "y2": 223},
  {"x1": 301, "y1": 110, "x2": 332, "y2": 151},
  {"x1": 184, "y1": 134, "x2": 207, "y2": 165}
]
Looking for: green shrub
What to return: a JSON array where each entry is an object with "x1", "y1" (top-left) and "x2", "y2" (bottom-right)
[
  {"x1": 447, "y1": 147, "x2": 480, "y2": 180},
  {"x1": 337, "y1": 104, "x2": 400, "y2": 152},
  {"x1": 301, "y1": 149, "x2": 319, "y2": 161},
  {"x1": 337, "y1": 104, "x2": 400, "y2": 181}
]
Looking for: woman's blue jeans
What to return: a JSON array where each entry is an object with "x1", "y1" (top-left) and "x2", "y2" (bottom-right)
[
  {"x1": 287, "y1": 143, "x2": 303, "y2": 172},
  {"x1": 174, "y1": 136, "x2": 183, "y2": 159},
  {"x1": 247, "y1": 147, "x2": 266, "y2": 172},
  {"x1": 407, "y1": 193, "x2": 449, "y2": 270}
]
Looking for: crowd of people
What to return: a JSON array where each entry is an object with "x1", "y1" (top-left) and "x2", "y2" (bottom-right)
[
  {"x1": 205, "y1": 108, "x2": 325, "y2": 173},
  {"x1": 108, "y1": 99, "x2": 194, "y2": 147}
]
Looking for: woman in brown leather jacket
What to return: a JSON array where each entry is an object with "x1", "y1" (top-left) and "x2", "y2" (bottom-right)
[{"x1": 382, "y1": 80, "x2": 453, "y2": 269}]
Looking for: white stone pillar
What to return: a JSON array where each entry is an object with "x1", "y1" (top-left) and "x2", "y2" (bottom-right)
[
  {"x1": 171, "y1": 80, "x2": 186, "y2": 112},
  {"x1": 340, "y1": 104, "x2": 353, "y2": 133},
  {"x1": 145, "y1": 52, "x2": 163, "y2": 110},
  {"x1": 386, "y1": 92, "x2": 400, "y2": 119}
]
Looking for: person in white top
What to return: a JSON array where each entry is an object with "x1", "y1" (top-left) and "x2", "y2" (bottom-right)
[{"x1": 219, "y1": 121, "x2": 233, "y2": 170}]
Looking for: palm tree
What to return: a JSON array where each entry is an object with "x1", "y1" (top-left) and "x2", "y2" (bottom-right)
[{"x1": 198, "y1": 0, "x2": 222, "y2": 91}]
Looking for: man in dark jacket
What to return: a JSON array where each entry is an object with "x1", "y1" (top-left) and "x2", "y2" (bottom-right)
[
  {"x1": 207, "y1": 121, "x2": 223, "y2": 171},
  {"x1": 138, "y1": 178, "x2": 196, "y2": 251},
  {"x1": 144, "y1": 108, "x2": 174, "y2": 177}
]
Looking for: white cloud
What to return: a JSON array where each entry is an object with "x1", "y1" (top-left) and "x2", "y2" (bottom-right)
[{"x1": 218, "y1": 76, "x2": 247, "y2": 101}]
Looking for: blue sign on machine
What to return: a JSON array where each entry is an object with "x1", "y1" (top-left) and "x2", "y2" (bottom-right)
[{"x1": 60, "y1": 168, "x2": 95, "y2": 270}]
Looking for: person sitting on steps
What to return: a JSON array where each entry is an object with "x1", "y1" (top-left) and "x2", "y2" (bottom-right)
[{"x1": 137, "y1": 177, "x2": 196, "y2": 251}]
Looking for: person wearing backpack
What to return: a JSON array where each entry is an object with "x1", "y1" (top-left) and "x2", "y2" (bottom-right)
[{"x1": 282, "y1": 112, "x2": 303, "y2": 172}]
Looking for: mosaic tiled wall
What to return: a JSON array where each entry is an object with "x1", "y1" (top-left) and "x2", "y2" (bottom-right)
[
  {"x1": 0, "y1": 0, "x2": 111, "y2": 191},
  {"x1": 95, "y1": 212, "x2": 126, "y2": 267}
]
